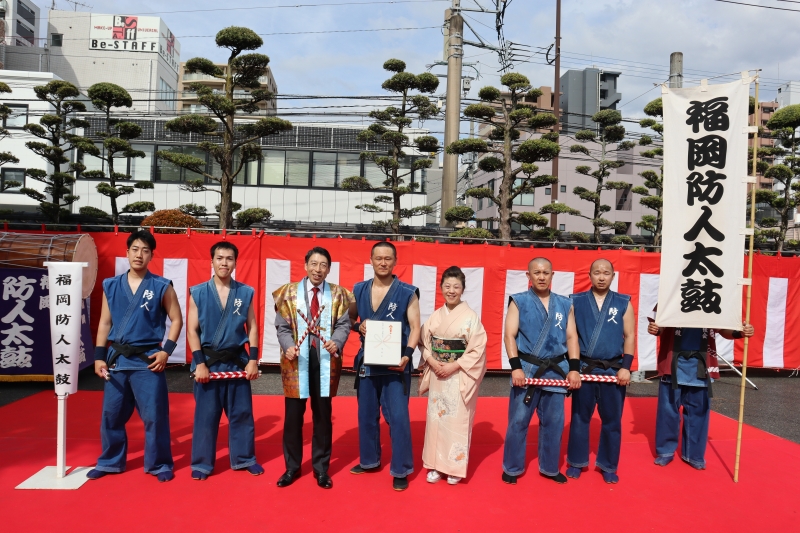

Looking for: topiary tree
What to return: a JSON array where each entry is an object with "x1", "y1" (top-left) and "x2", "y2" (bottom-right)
[
  {"x1": 568, "y1": 109, "x2": 635, "y2": 243},
  {"x1": 340, "y1": 59, "x2": 440, "y2": 236},
  {"x1": 179, "y1": 203, "x2": 208, "y2": 217},
  {"x1": 157, "y1": 26, "x2": 293, "y2": 229},
  {"x1": 235, "y1": 207, "x2": 272, "y2": 228},
  {"x1": 448, "y1": 227, "x2": 494, "y2": 240},
  {"x1": 78, "y1": 206, "x2": 110, "y2": 219},
  {"x1": 444, "y1": 205, "x2": 475, "y2": 226},
  {"x1": 757, "y1": 104, "x2": 800, "y2": 253},
  {"x1": 141, "y1": 209, "x2": 205, "y2": 234},
  {"x1": 20, "y1": 80, "x2": 99, "y2": 222},
  {"x1": 446, "y1": 72, "x2": 569, "y2": 242},
  {"x1": 85, "y1": 82, "x2": 155, "y2": 223},
  {"x1": 631, "y1": 97, "x2": 665, "y2": 249},
  {"x1": 0, "y1": 83, "x2": 22, "y2": 191}
]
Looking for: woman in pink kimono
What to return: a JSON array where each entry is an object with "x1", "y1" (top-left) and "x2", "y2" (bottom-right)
[{"x1": 419, "y1": 266, "x2": 488, "y2": 485}]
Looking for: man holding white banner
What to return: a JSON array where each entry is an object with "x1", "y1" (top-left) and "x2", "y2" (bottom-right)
[
  {"x1": 652, "y1": 76, "x2": 757, "y2": 470},
  {"x1": 87, "y1": 230, "x2": 183, "y2": 483}
]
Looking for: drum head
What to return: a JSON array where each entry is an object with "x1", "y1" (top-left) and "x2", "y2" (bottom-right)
[{"x1": 72, "y1": 234, "x2": 98, "y2": 299}]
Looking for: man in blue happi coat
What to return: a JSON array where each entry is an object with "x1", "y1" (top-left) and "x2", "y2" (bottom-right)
[
  {"x1": 349, "y1": 242, "x2": 421, "y2": 492},
  {"x1": 88, "y1": 230, "x2": 183, "y2": 482},
  {"x1": 188, "y1": 241, "x2": 263, "y2": 480},
  {"x1": 566, "y1": 259, "x2": 635, "y2": 484},
  {"x1": 502, "y1": 257, "x2": 581, "y2": 485}
]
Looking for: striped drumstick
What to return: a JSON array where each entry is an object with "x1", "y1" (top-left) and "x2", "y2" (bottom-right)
[
  {"x1": 524, "y1": 374, "x2": 619, "y2": 387},
  {"x1": 295, "y1": 304, "x2": 326, "y2": 348}
]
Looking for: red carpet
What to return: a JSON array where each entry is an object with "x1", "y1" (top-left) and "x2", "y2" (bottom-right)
[{"x1": 1, "y1": 392, "x2": 798, "y2": 532}]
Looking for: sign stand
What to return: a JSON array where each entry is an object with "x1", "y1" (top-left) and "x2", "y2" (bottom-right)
[{"x1": 17, "y1": 262, "x2": 90, "y2": 490}]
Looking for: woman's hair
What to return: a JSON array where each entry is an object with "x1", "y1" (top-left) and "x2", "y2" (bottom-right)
[{"x1": 440, "y1": 266, "x2": 466, "y2": 288}]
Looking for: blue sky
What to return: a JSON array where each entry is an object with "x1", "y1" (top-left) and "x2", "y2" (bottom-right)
[{"x1": 33, "y1": 0, "x2": 800, "y2": 133}]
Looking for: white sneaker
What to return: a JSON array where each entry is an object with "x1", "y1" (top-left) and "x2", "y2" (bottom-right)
[
  {"x1": 447, "y1": 475, "x2": 462, "y2": 485},
  {"x1": 426, "y1": 470, "x2": 441, "y2": 483}
]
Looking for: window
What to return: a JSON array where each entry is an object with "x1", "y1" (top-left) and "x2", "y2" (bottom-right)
[
  {"x1": 560, "y1": 185, "x2": 566, "y2": 193},
  {"x1": 16, "y1": 0, "x2": 36, "y2": 26},
  {"x1": 559, "y1": 224, "x2": 565, "y2": 231},
  {"x1": 260, "y1": 150, "x2": 285, "y2": 185},
  {"x1": 545, "y1": 187, "x2": 551, "y2": 195},
  {"x1": 4, "y1": 104, "x2": 28, "y2": 128},
  {"x1": 51, "y1": 34, "x2": 63, "y2": 47},
  {"x1": 158, "y1": 78, "x2": 176, "y2": 111},
  {"x1": 336, "y1": 153, "x2": 361, "y2": 186},
  {"x1": 477, "y1": 196, "x2": 483, "y2": 211},
  {"x1": 16, "y1": 20, "x2": 34, "y2": 45},
  {"x1": 364, "y1": 162, "x2": 386, "y2": 188},
  {"x1": 285, "y1": 151, "x2": 310, "y2": 187},
  {"x1": 156, "y1": 145, "x2": 206, "y2": 182},
  {"x1": 312, "y1": 152, "x2": 336, "y2": 188},
  {"x1": 512, "y1": 178, "x2": 533, "y2": 206},
  {"x1": 615, "y1": 186, "x2": 632, "y2": 210},
  {"x1": 82, "y1": 144, "x2": 105, "y2": 175},
  {"x1": 129, "y1": 145, "x2": 154, "y2": 181},
  {"x1": 1, "y1": 168, "x2": 25, "y2": 193}
]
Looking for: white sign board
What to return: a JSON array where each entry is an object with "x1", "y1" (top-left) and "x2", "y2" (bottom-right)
[
  {"x1": 656, "y1": 77, "x2": 750, "y2": 329},
  {"x1": 364, "y1": 320, "x2": 401, "y2": 366},
  {"x1": 45, "y1": 262, "x2": 87, "y2": 396},
  {"x1": 89, "y1": 14, "x2": 181, "y2": 73}
]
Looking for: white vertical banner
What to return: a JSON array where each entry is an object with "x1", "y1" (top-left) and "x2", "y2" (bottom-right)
[
  {"x1": 412, "y1": 265, "x2": 437, "y2": 368},
  {"x1": 501, "y1": 270, "x2": 530, "y2": 369},
  {"x1": 657, "y1": 77, "x2": 750, "y2": 329},
  {"x1": 163, "y1": 259, "x2": 188, "y2": 363},
  {"x1": 461, "y1": 267, "x2": 484, "y2": 318},
  {"x1": 45, "y1": 262, "x2": 87, "y2": 395},
  {"x1": 637, "y1": 273, "x2": 660, "y2": 371},
  {"x1": 262, "y1": 259, "x2": 291, "y2": 363}
]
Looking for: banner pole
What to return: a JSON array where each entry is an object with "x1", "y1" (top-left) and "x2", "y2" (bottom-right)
[
  {"x1": 734, "y1": 75, "x2": 759, "y2": 483},
  {"x1": 56, "y1": 394, "x2": 67, "y2": 478}
]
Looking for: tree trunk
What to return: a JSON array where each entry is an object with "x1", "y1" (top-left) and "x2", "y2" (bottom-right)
[
  {"x1": 654, "y1": 204, "x2": 663, "y2": 250},
  {"x1": 499, "y1": 130, "x2": 513, "y2": 242},
  {"x1": 106, "y1": 110, "x2": 119, "y2": 224},
  {"x1": 219, "y1": 65, "x2": 236, "y2": 230}
]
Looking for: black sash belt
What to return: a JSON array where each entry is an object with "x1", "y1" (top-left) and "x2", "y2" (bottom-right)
[
  {"x1": 518, "y1": 352, "x2": 567, "y2": 405},
  {"x1": 672, "y1": 350, "x2": 713, "y2": 398},
  {"x1": 202, "y1": 347, "x2": 247, "y2": 370},
  {"x1": 108, "y1": 342, "x2": 161, "y2": 368},
  {"x1": 580, "y1": 356, "x2": 623, "y2": 375}
]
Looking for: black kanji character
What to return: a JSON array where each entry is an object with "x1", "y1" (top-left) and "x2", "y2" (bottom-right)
[
  {"x1": 55, "y1": 354, "x2": 70, "y2": 364},
  {"x1": 681, "y1": 278, "x2": 723, "y2": 314},
  {"x1": 686, "y1": 96, "x2": 730, "y2": 133},
  {"x1": 55, "y1": 274, "x2": 72, "y2": 286},
  {"x1": 56, "y1": 294, "x2": 70, "y2": 306},
  {"x1": 687, "y1": 170, "x2": 726, "y2": 206},
  {"x1": 684, "y1": 206, "x2": 725, "y2": 242},
  {"x1": 682, "y1": 242, "x2": 724, "y2": 278},
  {"x1": 55, "y1": 374, "x2": 71, "y2": 385},
  {"x1": 55, "y1": 314, "x2": 70, "y2": 326},
  {"x1": 56, "y1": 334, "x2": 70, "y2": 345},
  {"x1": 687, "y1": 135, "x2": 727, "y2": 171}
]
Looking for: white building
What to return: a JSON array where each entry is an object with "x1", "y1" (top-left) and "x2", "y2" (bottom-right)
[
  {"x1": 1, "y1": 0, "x2": 40, "y2": 48},
  {"x1": 5, "y1": 10, "x2": 181, "y2": 114},
  {"x1": 776, "y1": 81, "x2": 800, "y2": 109}
]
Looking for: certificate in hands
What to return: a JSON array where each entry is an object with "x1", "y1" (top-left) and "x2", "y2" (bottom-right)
[{"x1": 364, "y1": 320, "x2": 401, "y2": 366}]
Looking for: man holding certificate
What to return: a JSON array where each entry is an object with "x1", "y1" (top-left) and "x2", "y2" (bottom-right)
[{"x1": 349, "y1": 242, "x2": 421, "y2": 491}]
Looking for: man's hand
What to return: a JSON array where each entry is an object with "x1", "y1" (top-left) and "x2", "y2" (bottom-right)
[
  {"x1": 388, "y1": 356, "x2": 409, "y2": 373},
  {"x1": 323, "y1": 340, "x2": 339, "y2": 357},
  {"x1": 359, "y1": 320, "x2": 368, "y2": 336},
  {"x1": 284, "y1": 346, "x2": 299, "y2": 361},
  {"x1": 245, "y1": 360, "x2": 259, "y2": 381},
  {"x1": 511, "y1": 368, "x2": 526, "y2": 388},
  {"x1": 647, "y1": 322, "x2": 660, "y2": 336},
  {"x1": 567, "y1": 370, "x2": 581, "y2": 390},
  {"x1": 742, "y1": 322, "x2": 755, "y2": 337},
  {"x1": 148, "y1": 351, "x2": 168, "y2": 372},
  {"x1": 194, "y1": 363, "x2": 210, "y2": 383},
  {"x1": 436, "y1": 362, "x2": 460, "y2": 379},
  {"x1": 616, "y1": 368, "x2": 631, "y2": 386},
  {"x1": 94, "y1": 360, "x2": 108, "y2": 379}
]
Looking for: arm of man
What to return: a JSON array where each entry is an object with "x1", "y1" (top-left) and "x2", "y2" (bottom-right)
[
  {"x1": 389, "y1": 294, "x2": 420, "y2": 372},
  {"x1": 149, "y1": 284, "x2": 182, "y2": 372},
  {"x1": 245, "y1": 303, "x2": 259, "y2": 380},
  {"x1": 617, "y1": 302, "x2": 636, "y2": 386},
  {"x1": 94, "y1": 293, "x2": 112, "y2": 378},
  {"x1": 718, "y1": 322, "x2": 755, "y2": 339},
  {"x1": 324, "y1": 310, "x2": 351, "y2": 358},
  {"x1": 504, "y1": 300, "x2": 526, "y2": 388},
  {"x1": 350, "y1": 301, "x2": 368, "y2": 336},
  {"x1": 187, "y1": 295, "x2": 208, "y2": 383},
  {"x1": 275, "y1": 313, "x2": 298, "y2": 361},
  {"x1": 566, "y1": 307, "x2": 581, "y2": 390}
]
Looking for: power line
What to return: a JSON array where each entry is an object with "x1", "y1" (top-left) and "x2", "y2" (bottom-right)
[{"x1": 713, "y1": 0, "x2": 800, "y2": 11}]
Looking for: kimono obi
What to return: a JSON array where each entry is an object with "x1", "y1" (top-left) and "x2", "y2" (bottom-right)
[{"x1": 431, "y1": 336, "x2": 466, "y2": 363}]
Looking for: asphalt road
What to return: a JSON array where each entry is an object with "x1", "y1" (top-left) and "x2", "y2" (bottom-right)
[{"x1": 2, "y1": 366, "x2": 798, "y2": 444}]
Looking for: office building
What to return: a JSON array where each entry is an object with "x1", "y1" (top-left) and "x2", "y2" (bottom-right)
[
  {"x1": 559, "y1": 68, "x2": 621, "y2": 135},
  {"x1": 178, "y1": 62, "x2": 278, "y2": 115}
]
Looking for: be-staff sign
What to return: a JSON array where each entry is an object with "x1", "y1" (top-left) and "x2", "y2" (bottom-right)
[{"x1": 88, "y1": 14, "x2": 181, "y2": 72}]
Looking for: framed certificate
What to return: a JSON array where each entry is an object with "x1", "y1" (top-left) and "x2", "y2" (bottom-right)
[{"x1": 364, "y1": 320, "x2": 401, "y2": 366}]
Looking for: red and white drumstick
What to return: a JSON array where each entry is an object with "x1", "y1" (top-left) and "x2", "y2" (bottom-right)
[
  {"x1": 296, "y1": 305, "x2": 326, "y2": 348},
  {"x1": 524, "y1": 374, "x2": 619, "y2": 387},
  {"x1": 191, "y1": 370, "x2": 262, "y2": 380},
  {"x1": 101, "y1": 368, "x2": 110, "y2": 381}
]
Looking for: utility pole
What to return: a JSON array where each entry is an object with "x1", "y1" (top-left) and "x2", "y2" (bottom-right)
[
  {"x1": 669, "y1": 52, "x2": 683, "y2": 88},
  {"x1": 549, "y1": 0, "x2": 562, "y2": 229},
  {"x1": 440, "y1": 0, "x2": 463, "y2": 227}
]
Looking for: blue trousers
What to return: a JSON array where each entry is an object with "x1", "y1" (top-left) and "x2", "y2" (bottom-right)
[
  {"x1": 96, "y1": 369, "x2": 173, "y2": 475},
  {"x1": 356, "y1": 373, "x2": 413, "y2": 478},
  {"x1": 502, "y1": 386, "x2": 565, "y2": 477},
  {"x1": 191, "y1": 369, "x2": 257, "y2": 474},
  {"x1": 655, "y1": 380, "x2": 710, "y2": 469},
  {"x1": 567, "y1": 381, "x2": 626, "y2": 473}
]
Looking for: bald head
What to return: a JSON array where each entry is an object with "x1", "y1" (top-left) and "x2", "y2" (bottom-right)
[
  {"x1": 590, "y1": 258, "x2": 614, "y2": 274},
  {"x1": 528, "y1": 257, "x2": 552, "y2": 272}
]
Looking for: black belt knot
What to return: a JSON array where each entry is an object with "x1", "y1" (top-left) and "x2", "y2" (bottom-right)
[
  {"x1": 202, "y1": 346, "x2": 246, "y2": 370},
  {"x1": 108, "y1": 342, "x2": 161, "y2": 367},
  {"x1": 518, "y1": 352, "x2": 567, "y2": 405},
  {"x1": 580, "y1": 355, "x2": 623, "y2": 374}
]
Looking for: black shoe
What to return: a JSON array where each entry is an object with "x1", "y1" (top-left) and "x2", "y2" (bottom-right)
[
  {"x1": 392, "y1": 476, "x2": 409, "y2": 491},
  {"x1": 541, "y1": 472, "x2": 568, "y2": 484},
  {"x1": 501, "y1": 472, "x2": 517, "y2": 485},
  {"x1": 350, "y1": 464, "x2": 380, "y2": 475},
  {"x1": 276, "y1": 470, "x2": 300, "y2": 488},
  {"x1": 314, "y1": 471, "x2": 333, "y2": 489}
]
